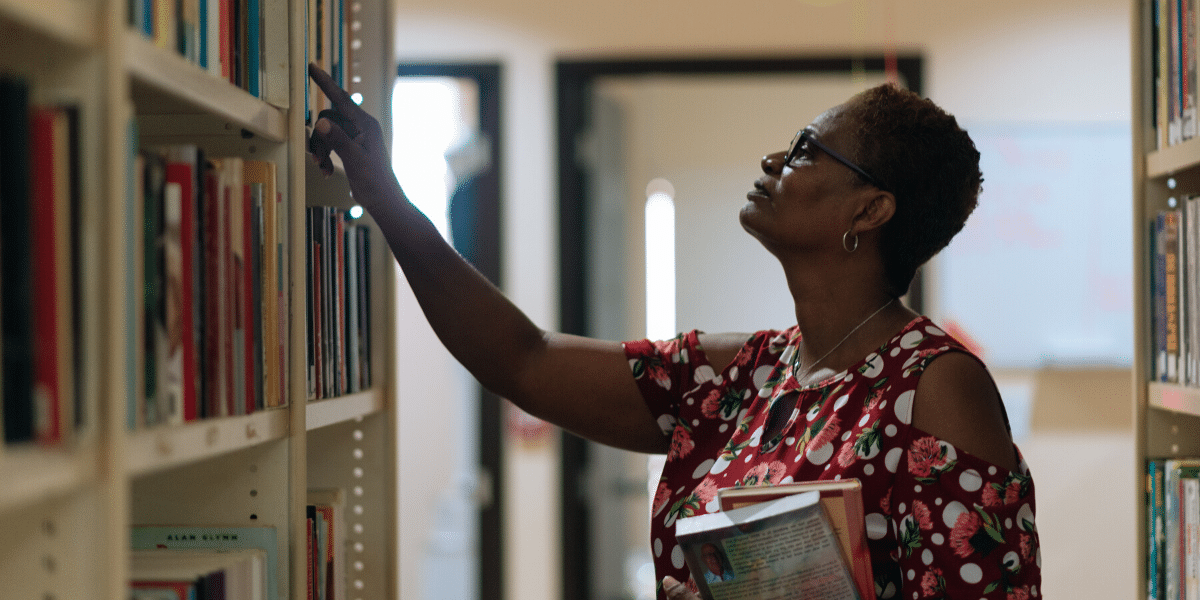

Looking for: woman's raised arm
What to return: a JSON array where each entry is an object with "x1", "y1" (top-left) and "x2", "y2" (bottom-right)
[{"x1": 307, "y1": 63, "x2": 674, "y2": 452}]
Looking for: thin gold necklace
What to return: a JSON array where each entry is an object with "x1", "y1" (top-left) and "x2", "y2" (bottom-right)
[{"x1": 791, "y1": 298, "x2": 894, "y2": 384}]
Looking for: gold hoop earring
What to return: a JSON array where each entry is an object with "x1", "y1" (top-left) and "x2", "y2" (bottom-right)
[{"x1": 843, "y1": 230, "x2": 859, "y2": 253}]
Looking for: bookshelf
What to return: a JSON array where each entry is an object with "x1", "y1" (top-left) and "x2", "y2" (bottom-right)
[
  {"x1": 1135, "y1": 0, "x2": 1200, "y2": 598},
  {"x1": 0, "y1": 0, "x2": 398, "y2": 597}
]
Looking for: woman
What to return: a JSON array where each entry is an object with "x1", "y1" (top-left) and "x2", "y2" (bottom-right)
[{"x1": 308, "y1": 64, "x2": 1041, "y2": 600}]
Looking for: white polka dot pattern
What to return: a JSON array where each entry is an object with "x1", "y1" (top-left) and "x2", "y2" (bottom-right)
[{"x1": 625, "y1": 319, "x2": 1040, "y2": 600}]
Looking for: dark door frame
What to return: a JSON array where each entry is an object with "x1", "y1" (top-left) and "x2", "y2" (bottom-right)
[
  {"x1": 396, "y1": 61, "x2": 505, "y2": 600},
  {"x1": 554, "y1": 55, "x2": 923, "y2": 600}
]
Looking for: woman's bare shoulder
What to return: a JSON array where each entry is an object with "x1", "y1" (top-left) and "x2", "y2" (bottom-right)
[{"x1": 912, "y1": 351, "x2": 1019, "y2": 472}]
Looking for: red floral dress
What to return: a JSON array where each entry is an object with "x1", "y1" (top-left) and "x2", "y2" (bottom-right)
[{"x1": 624, "y1": 317, "x2": 1041, "y2": 600}]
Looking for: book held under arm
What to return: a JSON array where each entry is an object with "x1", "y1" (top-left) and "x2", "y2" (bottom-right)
[
  {"x1": 716, "y1": 479, "x2": 873, "y2": 599},
  {"x1": 676, "y1": 489, "x2": 864, "y2": 600}
]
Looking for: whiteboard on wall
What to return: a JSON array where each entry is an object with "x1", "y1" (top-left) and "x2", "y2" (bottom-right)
[{"x1": 930, "y1": 122, "x2": 1134, "y2": 368}]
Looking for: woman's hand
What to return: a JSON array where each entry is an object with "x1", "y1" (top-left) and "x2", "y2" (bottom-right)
[
  {"x1": 307, "y1": 62, "x2": 400, "y2": 213},
  {"x1": 662, "y1": 576, "x2": 702, "y2": 600}
]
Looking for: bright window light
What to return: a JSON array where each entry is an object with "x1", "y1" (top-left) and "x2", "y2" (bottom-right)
[
  {"x1": 391, "y1": 78, "x2": 468, "y2": 241},
  {"x1": 645, "y1": 178, "x2": 676, "y2": 340}
]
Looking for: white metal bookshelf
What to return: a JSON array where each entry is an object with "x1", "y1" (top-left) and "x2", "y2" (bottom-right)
[{"x1": 0, "y1": 0, "x2": 399, "y2": 597}]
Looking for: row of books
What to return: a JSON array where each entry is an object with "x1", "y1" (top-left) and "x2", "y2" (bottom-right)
[
  {"x1": 126, "y1": 0, "x2": 350, "y2": 115},
  {"x1": 0, "y1": 75, "x2": 84, "y2": 446},
  {"x1": 1151, "y1": 0, "x2": 1200, "y2": 149},
  {"x1": 1146, "y1": 459, "x2": 1200, "y2": 600},
  {"x1": 128, "y1": 488, "x2": 345, "y2": 600},
  {"x1": 1151, "y1": 201, "x2": 1200, "y2": 386},
  {"x1": 134, "y1": 147, "x2": 289, "y2": 429},
  {"x1": 306, "y1": 207, "x2": 372, "y2": 401}
]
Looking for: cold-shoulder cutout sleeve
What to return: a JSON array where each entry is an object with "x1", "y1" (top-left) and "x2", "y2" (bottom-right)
[{"x1": 887, "y1": 431, "x2": 1039, "y2": 599}]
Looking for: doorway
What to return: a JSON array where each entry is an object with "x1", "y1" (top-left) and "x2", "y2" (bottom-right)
[
  {"x1": 555, "y1": 55, "x2": 922, "y2": 600},
  {"x1": 395, "y1": 62, "x2": 504, "y2": 600}
]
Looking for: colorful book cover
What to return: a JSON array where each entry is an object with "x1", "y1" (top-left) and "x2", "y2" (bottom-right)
[
  {"x1": 716, "y1": 479, "x2": 873, "y2": 600},
  {"x1": 163, "y1": 147, "x2": 200, "y2": 422},
  {"x1": 130, "y1": 525, "x2": 278, "y2": 600}
]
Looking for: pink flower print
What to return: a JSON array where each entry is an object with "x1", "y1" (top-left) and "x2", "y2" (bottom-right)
[
  {"x1": 920, "y1": 568, "x2": 945, "y2": 597},
  {"x1": 740, "y1": 464, "x2": 770, "y2": 487},
  {"x1": 809, "y1": 414, "x2": 841, "y2": 450},
  {"x1": 633, "y1": 356, "x2": 673, "y2": 390},
  {"x1": 863, "y1": 385, "x2": 886, "y2": 412},
  {"x1": 982, "y1": 483, "x2": 1003, "y2": 508},
  {"x1": 652, "y1": 482, "x2": 672, "y2": 517},
  {"x1": 1007, "y1": 586, "x2": 1031, "y2": 600},
  {"x1": 1020, "y1": 533, "x2": 1035, "y2": 562},
  {"x1": 668, "y1": 426, "x2": 695, "y2": 460},
  {"x1": 700, "y1": 390, "x2": 722, "y2": 418},
  {"x1": 907, "y1": 436, "x2": 955, "y2": 482},
  {"x1": 880, "y1": 487, "x2": 892, "y2": 515},
  {"x1": 647, "y1": 362, "x2": 671, "y2": 390},
  {"x1": 950, "y1": 511, "x2": 982, "y2": 558},
  {"x1": 837, "y1": 440, "x2": 857, "y2": 467},
  {"x1": 912, "y1": 500, "x2": 933, "y2": 530},
  {"x1": 738, "y1": 461, "x2": 786, "y2": 487},
  {"x1": 1004, "y1": 480, "x2": 1022, "y2": 505},
  {"x1": 694, "y1": 478, "x2": 720, "y2": 504}
]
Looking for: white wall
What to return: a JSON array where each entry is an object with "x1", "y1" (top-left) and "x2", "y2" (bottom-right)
[{"x1": 389, "y1": 2, "x2": 1135, "y2": 600}]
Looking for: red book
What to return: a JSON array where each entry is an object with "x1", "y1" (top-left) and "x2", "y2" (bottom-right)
[
  {"x1": 29, "y1": 107, "x2": 72, "y2": 445},
  {"x1": 335, "y1": 211, "x2": 346, "y2": 395},
  {"x1": 164, "y1": 150, "x2": 199, "y2": 422},
  {"x1": 218, "y1": 0, "x2": 231, "y2": 80},
  {"x1": 130, "y1": 580, "x2": 195, "y2": 600},
  {"x1": 312, "y1": 236, "x2": 323, "y2": 400},
  {"x1": 242, "y1": 182, "x2": 255, "y2": 414},
  {"x1": 202, "y1": 161, "x2": 221, "y2": 418}
]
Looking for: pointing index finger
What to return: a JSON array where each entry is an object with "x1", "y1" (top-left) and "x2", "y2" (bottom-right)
[{"x1": 308, "y1": 62, "x2": 358, "y2": 116}]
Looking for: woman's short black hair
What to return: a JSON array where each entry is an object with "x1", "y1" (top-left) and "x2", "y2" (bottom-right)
[{"x1": 841, "y1": 84, "x2": 983, "y2": 297}]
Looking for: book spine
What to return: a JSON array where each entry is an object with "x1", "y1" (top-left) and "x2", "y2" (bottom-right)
[
  {"x1": 161, "y1": 179, "x2": 184, "y2": 425},
  {"x1": 347, "y1": 221, "x2": 360, "y2": 393},
  {"x1": 1168, "y1": 210, "x2": 1182, "y2": 383},
  {"x1": 29, "y1": 107, "x2": 65, "y2": 445},
  {"x1": 1188, "y1": 476, "x2": 1200, "y2": 600},
  {"x1": 336, "y1": 212, "x2": 346, "y2": 396},
  {"x1": 1152, "y1": 460, "x2": 1165, "y2": 600},
  {"x1": 1185, "y1": 196, "x2": 1195, "y2": 384},
  {"x1": 246, "y1": 0, "x2": 260, "y2": 97},
  {"x1": 306, "y1": 208, "x2": 316, "y2": 400},
  {"x1": 165, "y1": 155, "x2": 200, "y2": 422},
  {"x1": 1, "y1": 77, "x2": 34, "y2": 444},
  {"x1": 357, "y1": 226, "x2": 367, "y2": 386},
  {"x1": 142, "y1": 151, "x2": 166, "y2": 428}
]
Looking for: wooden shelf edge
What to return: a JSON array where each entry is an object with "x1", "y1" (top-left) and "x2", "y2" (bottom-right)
[
  {"x1": 306, "y1": 389, "x2": 385, "y2": 430},
  {"x1": 1147, "y1": 381, "x2": 1200, "y2": 416},
  {"x1": 1147, "y1": 137, "x2": 1200, "y2": 177},
  {"x1": 125, "y1": 409, "x2": 291, "y2": 477},
  {"x1": 0, "y1": 0, "x2": 95, "y2": 48},
  {"x1": 124, "y1": 31, "x2": 287, "y2": 141},
  {"x1": 0, "y1": 445, "x2": 98, "y2": 513}
]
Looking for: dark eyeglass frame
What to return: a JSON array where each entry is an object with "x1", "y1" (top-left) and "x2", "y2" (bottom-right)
[{"x1": 785, "y1": 128, "x2": 886, "y2": 191}]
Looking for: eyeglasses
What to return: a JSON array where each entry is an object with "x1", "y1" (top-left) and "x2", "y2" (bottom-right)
[{"x1": 785, "y1": 128, "x2": 886, "y2": 191}]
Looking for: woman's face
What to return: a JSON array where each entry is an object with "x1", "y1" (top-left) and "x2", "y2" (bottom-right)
[{"x1": 739, "y1": 101, "x2": 869, "y2": 256}]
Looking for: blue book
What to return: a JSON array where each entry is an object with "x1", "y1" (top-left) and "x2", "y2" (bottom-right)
[
  {"x1": 246, "y1": 0, "x2": 260, "y2": 97},
  {"x1": 1149, "y1": 460, "x2": 1164, "y2": 600}
]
